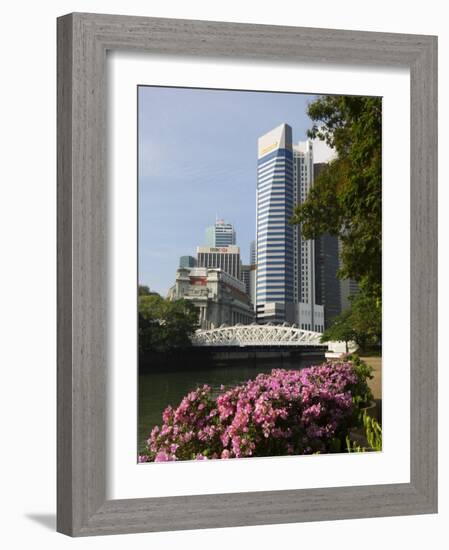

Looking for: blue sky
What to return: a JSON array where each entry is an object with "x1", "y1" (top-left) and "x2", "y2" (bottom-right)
[{"x1": 138, "y1": 86, "x2": 329, "y2": 296}]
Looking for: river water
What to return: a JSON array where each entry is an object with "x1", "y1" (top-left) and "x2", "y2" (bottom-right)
[{"x1": 138, "y1": 353, "x2": 324, "y2": 452}]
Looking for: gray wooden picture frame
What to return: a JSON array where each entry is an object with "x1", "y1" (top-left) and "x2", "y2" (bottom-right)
[{"x1": 57, "y1": 12, "x2": 438, "y2": 537}]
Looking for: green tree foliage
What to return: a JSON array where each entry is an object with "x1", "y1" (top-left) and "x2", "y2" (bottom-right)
[
  {"x1": 321, "y1": 292, "x2": 381, "y2": 352},
  {"x1": 320, "y1": 309, "x2": 355, "y2": 353},
  {"x1": 139, "y1": 294, "x2": 198, "y2": 354},
  {"x1": 138, "y1": 285, "x2": 161, "y2": 297},
  {"x1": 349, "y1": 292, "x2": 382, "y2": 350},
  {"x1": 138, "y1": 285, "x2": 151, "y2": 296},
  {"x1": 291, "y1": 95, "x2": 382, "y2": 300}
]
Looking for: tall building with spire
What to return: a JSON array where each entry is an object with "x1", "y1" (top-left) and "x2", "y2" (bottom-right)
[{"x1": 205, "y1": 219, "x2": 236, "y2": 247}]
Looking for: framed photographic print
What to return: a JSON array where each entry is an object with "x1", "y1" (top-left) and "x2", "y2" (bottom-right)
[
  {"x1": 57, "y1": 12, "x2": 437, "y2": 536},
  {"x1": 136, "y1": 85, "x2": 381, "y2": 464}
]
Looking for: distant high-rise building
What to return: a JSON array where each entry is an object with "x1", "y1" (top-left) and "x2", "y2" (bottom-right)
[
  {"x1": 249, "y1": 265, "x2": 257, "y2": 308},
  {"x1": 340, "y1": 276, "x2": 359, "y2": 311},
  {"x1": 338, "y1": 238, "x2": 359, "y2": 311},
  {"x1": 248, "y1": 241, "x2": 257, "y2": 308},
  {"x1": 340, "y1": 278, "x2": 359, "y2": 311},
  {"x1": 197, "y1": 245, "x2": 241, "y2": 280},
  {"x1": 179, "y1": 255, "x2": 197, "y2": 268},
  {"x1": 241, "y1": 264, "x2": 251, "y2": 296},
  {"x1": 256, "y1": 124, "x2": 294, "y2": 324},
  {"x1": 241, "y1": 264, "x2": 257, "y2": 305},
  {"x1": 291, "y1": 141, "x2": 324, "y2": 332},
  {"x1": 313, "y1": 163, "x2": 341, "y2": 328},
  {"x1": 205, "y1": 219, "x2": 236, "y2": 247},
  {"x1": 315, "y1": 233, "x2": 341, "y2": 328},
  {"x1": 250, "y1": 240, "x2": 256, "y2": 265},
  {"x1": 292, "y1": 140, "x2": 314, "y2": 305}
]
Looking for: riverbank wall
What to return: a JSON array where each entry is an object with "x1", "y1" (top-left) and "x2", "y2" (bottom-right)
[{"x1": 139, "y1": 346, "x2": 327, "y2": 373}]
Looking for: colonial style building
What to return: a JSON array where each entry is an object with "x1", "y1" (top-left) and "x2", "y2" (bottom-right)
[{"x1": 167, "y1": 267, "x2": 254, "y2": 329}]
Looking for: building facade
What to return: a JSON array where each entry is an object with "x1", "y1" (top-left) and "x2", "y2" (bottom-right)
[
  {"x1": 291, "y1": 140, "x2": 324, "y2": 331},
  {"x1": 249, "y1": 264, "x2": 257, "y2": 308},
  {"x1": 241, "y1": 264, "x2": 251, "y2": 297},
  {"x1": 313, "y1": 162, "x2": 342, "y2": 328},
  {"x1": 205, "y1": 219, "x2": 236, "y2": 247},
  {"x1": 338, "y1": 238, "x2": 359, "y2": 311},
  {"x1": 256, "y1": 124, "x2": 295, "y2": 324},
  {"x1": 340, "y1": 276, "x2": 359, "y2": 311},
  {"x1": 168, "y1": 267, "x2": 254, "y2": 329},
  {"x1": 314, "y1": 233, "x2": 341, "y2": 328},
  {"x1": 197, "y1": 245, "x2": 241, "y2": 280},
  {"x1": 241, "y1": 263, "x2": 257, "y2": 306},
  {"x1": 179, "y1": 255, "x2": 197, "y2": 268},
  {"x1": 250, "y1": 240, "x2": 256, "y2": 265},
  {"x1": 294, "y1": 303, "x2": 325, "y2": 333},
  {"x1": 292, "y1": 140, "x2": 314, "y2": 305}
]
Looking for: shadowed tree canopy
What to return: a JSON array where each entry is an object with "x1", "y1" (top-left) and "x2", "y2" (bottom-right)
[
  {"x1": 138, "y1": 285, "x2": 151, "y2": 296},
  {"x1": 139, "y1": 294, "x2": 199, "y2": 354},
  {"x1": 320, "y1": 308, "x2": 355, "y2": 353},
  {"x1": 321, "y1": 292, "x2": 381, "y2": 352},
  {"x1": 291, "y1": 95, "x2": 382, "y2": 300}
]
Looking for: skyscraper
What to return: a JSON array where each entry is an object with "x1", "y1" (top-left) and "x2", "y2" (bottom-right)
[
  {"x1": 256, "y1": 124, "x2": 294, "y2": 324},
  {"x1": 205, "y1": 219, "x2": 236, "y2": 247},
  {"x1": 292, "y1": 140, "x2": 324, "y2": 331},
  {"x1": 338, "y1": 238, "x2": 359, "y2": 311},
  {"x1": 315, "y1": 233, "x2": 341, "y2": 327},
  {"x1": 241, "y1": 264, "x2": 251, "y2": 297},
  {"x1": 340, "y1": 278, "x2": 359, "y2": 311},
  {"x1": 292, "y1": 140, "x2": 314, "y2": 305},
  {"x1": 241, "y1": 264, "x2": 257, "y2": 305},
  {"x1": 313, "y1": 163, "x2": 341, "y2": 328},
  {"x1": 248, "y1": 240, "x2": 257, "y2": 309},
  {"x1": 250, "y1": 240, "x2": 256, "y2": 265}
]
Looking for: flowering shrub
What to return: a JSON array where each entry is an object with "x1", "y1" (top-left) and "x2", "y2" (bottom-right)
[
  {"x1": 139, "y1": 361, "x2": 368, "y2": 462},
  {"x1": 338, "y1": 353, "x2": 374, "y2": 408}
]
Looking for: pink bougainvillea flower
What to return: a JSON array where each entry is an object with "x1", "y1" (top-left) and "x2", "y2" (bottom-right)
[{"x1": 141, "y1": 361, "x2": 364, "y2": 463}]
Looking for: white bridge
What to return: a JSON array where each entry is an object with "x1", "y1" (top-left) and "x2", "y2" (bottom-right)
[{"x1": 191, "y1": 323, "x2": 324, "y2": 348}]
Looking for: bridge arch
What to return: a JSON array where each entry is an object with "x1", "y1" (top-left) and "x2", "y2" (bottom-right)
[{"x1": 191, "y1": 322, "x2": 324, "y2": 347}]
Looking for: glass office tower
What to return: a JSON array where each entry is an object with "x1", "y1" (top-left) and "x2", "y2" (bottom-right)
[
  {"x1": 205, "y1": 219, "x2": 236, "y2": 247},
  {"x1": 256, "y1": 123, "x2": 294, "y2": 323}
]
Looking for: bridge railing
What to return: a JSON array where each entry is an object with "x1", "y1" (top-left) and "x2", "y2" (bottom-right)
[{"x1": 191, "y1": 323, "x2": 324, "y2": 347}]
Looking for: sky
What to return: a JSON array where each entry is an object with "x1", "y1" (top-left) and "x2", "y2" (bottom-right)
[{"x1": 138, "y1": 86, "x2": 335, "y2": 296}]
